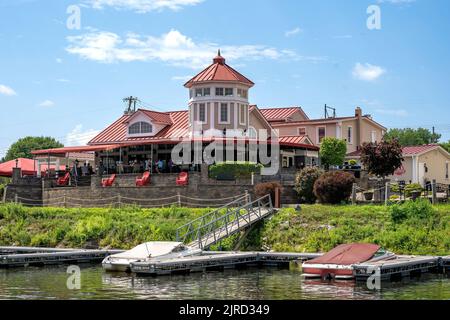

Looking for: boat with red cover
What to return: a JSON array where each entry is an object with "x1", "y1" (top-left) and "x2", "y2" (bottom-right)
[{"x1": 302, "y1": 243, "x2": 395, "y2": 280}]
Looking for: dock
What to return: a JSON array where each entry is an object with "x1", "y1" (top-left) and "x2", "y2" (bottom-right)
[
  {"x1": 131, "y1": 251, "x2": 322, "y2": 276},
  {"x1": 353, "y1": 255, "x2": 441, "y2": 281},
  {"x1": 443, "y1": 256, "x2": 450, "y2": 271},
  {"x1": 0, "y1": 248, "x2": 124, "y2": 268}
]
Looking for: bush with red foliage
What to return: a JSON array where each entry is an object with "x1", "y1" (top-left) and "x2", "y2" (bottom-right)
[
  {"x1": 313, "y1": 171, "x2": 356, "y2": 204},
  {"x1": 254, "y1": 182, "x2": 282, "y2": 204}
]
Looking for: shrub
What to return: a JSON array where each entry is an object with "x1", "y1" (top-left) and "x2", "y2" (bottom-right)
[
  {"x1": 294, "y1": 167, "x2": 324, "y2": 204},
  {"x1": 209, "y1": 162, "x2": 263, "y2": 180},
  {"x1": 390, "y1": 183, "x2": 423, "y2": 197},
  {"x1": 313, "y1": 171, "x2": 356, "y2": 204},
  {"x1": 0, "y1": 184, "x2": 4, "y2": 200},
  {"x1": 389, "y1": 199, "x2": 436, "y2": 224},
  {"x1": 254, "y1": 182, "x2": 282, "y2": 204}
]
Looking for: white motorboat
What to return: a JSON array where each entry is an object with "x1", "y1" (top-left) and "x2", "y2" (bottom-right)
[{"x1": 102, "y1": 241, "x2": 201, "y2": 272}]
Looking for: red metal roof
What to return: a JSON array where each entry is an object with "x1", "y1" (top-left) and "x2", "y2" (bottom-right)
[
  {"x1": 347, "y1": 144, "x2": 443, "y2": 158},
  {"x1": 277, "y1": 136, "x2": 318, "y2": 150},
  {"x1": 402, "y1": 144, "x2": 441, "y2": 156},
  {"x1": 184, "y1": 53, "x2": 254, "y2": 88},
  {"x1": 259, "y1": 107, "x2": 308, "y2": 121},
  {"x1": 134, "y1": 109, "x2": 172, "y2": 125},
  {"x1": 89, "y1": 110, "x2": 190, "y2": 145}
]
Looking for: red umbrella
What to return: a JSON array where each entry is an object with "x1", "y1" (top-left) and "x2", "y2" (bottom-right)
[{"x1": 0, "y1": 158, "x2": 65, "y2": 177}]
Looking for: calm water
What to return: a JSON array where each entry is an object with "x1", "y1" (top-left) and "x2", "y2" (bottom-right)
[{"x1": 0, "y1": 265, "x2": 449, "y2": 300}]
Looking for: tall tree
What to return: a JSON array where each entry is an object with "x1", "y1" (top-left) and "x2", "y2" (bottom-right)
[
  {"x1": 384, "y1": 128, "x2": 441, "y2": 146},
  {"x1": 360, "y1": 140, "x2": 404, "y2": 178},
  {"x1": 440, "y1": 141, "x2": 450, "y2": 153},
  {"x1": 3, "y1": 136, "x2": 64, "y2": 161},
  {"x1": 319, "y1": 137, "x2": 347, "y2": 170}
]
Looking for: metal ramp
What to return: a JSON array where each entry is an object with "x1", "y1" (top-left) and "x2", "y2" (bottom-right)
[{"x1": 176, "y1": 194, "x2": 276, "y2": 250}]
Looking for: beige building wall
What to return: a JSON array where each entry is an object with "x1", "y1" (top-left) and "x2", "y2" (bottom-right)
[
  {"x1": 419, "y1": 149, "x2": 450, "y2": 185},
  {"x1": 389, "y1": 157, "x2": 414, "y2": 183}
]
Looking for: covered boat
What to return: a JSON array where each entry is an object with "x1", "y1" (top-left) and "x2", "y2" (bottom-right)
[
  {"x1": 102, "y1": 241, "x2": 201, "y2": 272},
  {"x1": 302, "y1": 243, "x2": 395, "y2": 280}
]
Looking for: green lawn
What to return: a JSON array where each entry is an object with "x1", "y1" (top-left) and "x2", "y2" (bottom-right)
[{"x1": 0, "y1": 201, "x2": 449, "y2": 255}]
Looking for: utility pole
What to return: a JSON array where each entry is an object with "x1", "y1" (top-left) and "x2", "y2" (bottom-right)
[{"x1": 123, "y1": 96, "x2": 139, "y2": 114}]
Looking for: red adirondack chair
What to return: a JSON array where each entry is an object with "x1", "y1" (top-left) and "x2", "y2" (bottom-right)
[
  {"x1": 176, "y1": 172, "x2": 189, "y2": 186},
  {"x1": 56, "y1": 172, "x2": 70, "y2": 186},
  {"x1": 136, "y1": 171, "x2": 151, "y2": 187},
  {"x1": 101, "y1": 174, "x2": 116, "y2": 187}
]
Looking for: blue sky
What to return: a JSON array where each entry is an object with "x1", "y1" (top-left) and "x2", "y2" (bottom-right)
[{"x1": 1, "y1": 0, "x2": 450, "y2": 157}]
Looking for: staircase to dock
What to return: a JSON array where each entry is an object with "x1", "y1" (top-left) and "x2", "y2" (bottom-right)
[{"x1": 176, "y1": 194, "x2": 276, "y2": 250}]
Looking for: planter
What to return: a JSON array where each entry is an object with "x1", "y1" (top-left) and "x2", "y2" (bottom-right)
[{"x1": 363, "y1": 192, "x2": 374, "y2": 201}]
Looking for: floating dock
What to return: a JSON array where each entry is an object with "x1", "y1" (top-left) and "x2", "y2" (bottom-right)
[
  {"x1": 0, "y1": 248, "x2": 124, "y2": 268},
  {"x1": 442, "y1": 256, "x2": 450, "y2": 271},
  {"x1": 353, "y1": 255, "x2": 441, "y2": 281},
  {"x1": 131, "y1": 251, "x2": 322, "y2": 276}
]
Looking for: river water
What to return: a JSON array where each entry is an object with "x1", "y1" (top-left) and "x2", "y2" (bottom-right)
[{"x1": 0, "y1": 265, "x2": 449, "y2": 300}]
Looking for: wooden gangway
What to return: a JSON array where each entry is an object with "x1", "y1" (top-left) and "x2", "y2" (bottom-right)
[{"x1": 176, "y1": 194, "x2": 276, "y2": 250}]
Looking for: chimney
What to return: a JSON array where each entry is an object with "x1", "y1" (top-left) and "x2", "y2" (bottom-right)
[{"x1": 355, "y1": 107, "x2": 362, "y2": 147}]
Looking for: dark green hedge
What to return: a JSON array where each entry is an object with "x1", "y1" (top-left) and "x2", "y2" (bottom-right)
[{"x1": 209, "y1": 162, "x2": 263, "y2": 180}]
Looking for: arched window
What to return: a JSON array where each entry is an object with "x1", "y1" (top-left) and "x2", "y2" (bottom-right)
[{"x1": 129, "y1": 122, "x2": 153, "y2": 135}]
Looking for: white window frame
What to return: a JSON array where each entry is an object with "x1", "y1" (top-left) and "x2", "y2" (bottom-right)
[
  {"x1": 215, "y1": 87, "x2": 224, "y2": 96},
  {"x1": 203, "y1": 87, "x2": 211, "y2": 97},
  {"x1": 225, "y1": 88, "x2": 234, "y2": 96},
  {"x1": 198, "y1": 103, "x2": 207, "y2": 123},
  {"x1": 347, "y1": 126, "x2": 353, "y2": 144},
  {"x1": 128, "y1": 121, "x2": 153, "y2": 135},
  {"x1": 371, "y1": 131, "x2": 377, "y2": 143},
  {"x1": 298, "y1": 127, "x2": 306, "y2": 136},
  {"x1": 219, "y1": 103, "x2": 230, "y2": 124},
  {"x1": 239, "y1": 104, "x2": 246, "y2": 125},
  {"x1": 317, "y1": 126, "x2": 326, "y2": 144}
]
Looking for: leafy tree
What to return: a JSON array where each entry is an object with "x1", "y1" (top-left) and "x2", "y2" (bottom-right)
[
  {"x1": 319, "y1": 137, "x2": 347, "y2": 170},
  {"x1": 3, "y1": 136, "x2": 64, "y2": 161},
  {"x1": 440, "y1": 141, "x2": 450, "y2": 153},
  {"x1": 384, "y1": 128, "x2": 441, "y2": 146},
  {"x1": 360, "y1": 140, "x2": 404, "y2": 178}
]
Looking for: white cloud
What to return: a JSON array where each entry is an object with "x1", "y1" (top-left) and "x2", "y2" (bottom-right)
[
  {"x1": 38, "y1": 100, "x2": 55, "y2": 107},
  {"x1": 66, "y1": 29, "x2": 323, "y2": 68},
  {"x1": 0, "y1": 84, "x2": 17, "y2": 96},
  {"x1": 57, "y1": 78, "x2": 70, "y2": 83},
  {"x1": 84, "y1": 0, "x2": 204, "y2": 13},
  {"x1": 352, "y1": 63, "x2": 386, "y2": 81},
  {"x1": 56, "y1": 58, "x2": 63, "y2": 63},
  {"x1": 65, "y1": 124, "x2": 101, "y2": 146},
  {"x1": 375, "y1": 108, "x2": 408, "y2": 117},
  {"x1": 285, "y1": 27, "x2": 302, "y2": 37}
]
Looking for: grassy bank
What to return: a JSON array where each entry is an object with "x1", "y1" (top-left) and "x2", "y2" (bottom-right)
[
  {"x1": 0, "y1": 201, "x2": 449, "y2": 255},
  {"x1": 257, "y1": 201, "x2": 450, "y2": 256}
]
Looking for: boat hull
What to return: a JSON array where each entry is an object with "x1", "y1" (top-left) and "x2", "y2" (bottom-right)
[{"x1": 302, "y1": 264, "x2": 354, "y2": 280}]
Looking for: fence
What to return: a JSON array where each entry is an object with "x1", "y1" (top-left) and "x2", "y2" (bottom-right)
[
  {"x1": 1, "y1": 192, "x2": 249, "y2": 209},
  {"x1": 351, "y1": 179, "x2": 449, "y2": 205}
]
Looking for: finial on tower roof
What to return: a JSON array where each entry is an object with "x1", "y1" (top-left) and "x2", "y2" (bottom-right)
[{"x1": 213, "y1": 49, "x2": 225, "y2": 65}]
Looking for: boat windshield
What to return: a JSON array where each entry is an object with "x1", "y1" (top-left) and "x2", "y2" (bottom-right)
[{"x1": 373, "y1": 248, "x2": 387, "y2": 257}]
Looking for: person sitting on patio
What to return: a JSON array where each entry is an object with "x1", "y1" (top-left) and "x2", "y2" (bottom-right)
[
  {"x1": 81, "y1": 163, "x2": 89, "y2": 176},
  {"x1": 157, "y1": 159, "x2": 164, "y2": 173}
]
